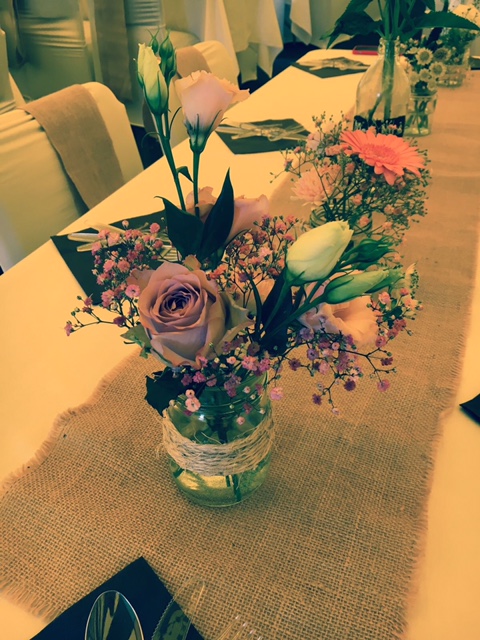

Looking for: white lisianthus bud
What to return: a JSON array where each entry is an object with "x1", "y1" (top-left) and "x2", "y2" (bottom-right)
[
  {"x1": 324, "y1": 269, "x2": 390, "y2": 304},
  {"x1": 285, "y1": 221, "x2": 353, "y2": 285},
  {"x1": 137, "y1": 44, "x2": 169, "y2": 116}
]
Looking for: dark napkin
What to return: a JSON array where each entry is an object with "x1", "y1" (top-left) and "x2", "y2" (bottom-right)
[
  {"x1": 460, "y1": 393, "x2": 480, "y2": 424},
  {"x1": 293, "y1": 56, "x2": 368, "y2": 79},
  {"x1": 216, "y1": 118, "x2": 309, "y2": 154},
  {"x1": 31, "y1": 557, "x2": 203, "y2": 639},
  {"x1": 51, "y1": 211, "x2": 166, "y2": 304}
]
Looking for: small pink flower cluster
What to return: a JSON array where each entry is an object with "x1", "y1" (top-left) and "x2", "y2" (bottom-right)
[
  {"x1": 280, "y1": 114, "x2": 430, "y2": 249},
  {"x1": 65, "y1": 220, "x2": 165, "y2": 336}
]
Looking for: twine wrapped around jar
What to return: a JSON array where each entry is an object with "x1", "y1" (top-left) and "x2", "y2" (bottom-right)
[{"x1": 161, "y1": 411, "x2": 275, "y2": 477}]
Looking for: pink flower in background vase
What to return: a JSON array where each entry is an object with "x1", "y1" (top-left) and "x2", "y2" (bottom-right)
[
  {"x1": 292, "y1": 165, "x2": 342, "y2": 206},
  {"x1": 340, "y1": 129, "x2": 425, "y2": 186},
  {"x1": 137, "y1": 263, "x2": 251, "y2": 368},
  {"x1": 186, "y1": 189, "x2": 269, "y2": 243}
]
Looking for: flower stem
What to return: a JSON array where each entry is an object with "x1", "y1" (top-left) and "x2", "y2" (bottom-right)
[{"x1": 154, "y1": 114, "x2": 186, "y2": 211}]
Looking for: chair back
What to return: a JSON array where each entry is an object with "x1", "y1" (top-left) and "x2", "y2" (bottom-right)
[
  {"x1": 85, "y1": 0, "x2": 199, "y2": 126},
  {"x1": 0, "y1": 81, "x2": 142, "y2": 271},
  {"x1": 10, "y1": 0, "x2": 94, "y2": 100}
]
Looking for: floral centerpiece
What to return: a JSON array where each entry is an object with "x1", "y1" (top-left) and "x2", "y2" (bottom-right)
[
  {"x1": 280, "y1": 114, "x2": 429, "y2": 243},
  {"x1": 436, "y1": 2, "x2": 480, "y2": 85},
  {"x1": 327, "y1": 0, "x2": 480, "y2": 133},
  {"x1": 65, "y1": 34, "x2": 423, "y2": 507},
  {"x1": 399, "y1": 37, "x2": 447, "y2": 135}
]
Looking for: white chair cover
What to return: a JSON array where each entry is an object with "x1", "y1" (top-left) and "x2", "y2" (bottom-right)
[
  {"x1": 85, "y1": 0, "x2": 199, "y2": 126},
  {"x1": 0, "y1": 28, "x2": 26, "y2": 113},
  {"x1": 163, "y1": 0, "x2": 238, "y2": 75},
  {"x1": 0, "y1": 81, "x2": 142, "y2": 271},
  {"x1": 10, "y1": 0, "x2": 94, "y2": 99},
  {"x1": 0, "y1": 29, "x2": 15, "y2": 113}
]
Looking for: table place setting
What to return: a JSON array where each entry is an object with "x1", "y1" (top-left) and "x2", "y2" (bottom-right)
[
  {"x1": 215, "y1": 118, "x2": 309, "y2": 154},
  {"x1": 292, "y1": 56, "x2": 370, "y2": 79},
  {"x1": 2, "y1": 20, "x2": 480, "y2": 640}
]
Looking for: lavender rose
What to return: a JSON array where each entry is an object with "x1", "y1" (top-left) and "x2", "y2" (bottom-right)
[{"x1": 137, "y1": 262, "x2": 250, "y2": 367}]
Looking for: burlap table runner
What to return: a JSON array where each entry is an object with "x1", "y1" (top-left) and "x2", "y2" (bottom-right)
[{"x1": 1, "y1": 77, "x2": 479, "y2": 640}]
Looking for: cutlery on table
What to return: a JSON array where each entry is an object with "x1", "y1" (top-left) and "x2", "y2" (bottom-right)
[
  {"x1": 85, "y1": 590, "x2": 144, "y2": 640},
  {"x1": 216, "y1": 614, "x2": 263, "y2": 640},
  {"x1": 216, "y1": 121, "x2": 307, "y2": 142},
  {"x1": 85, "y1": 579, "x2": 206, "y2": 640}
]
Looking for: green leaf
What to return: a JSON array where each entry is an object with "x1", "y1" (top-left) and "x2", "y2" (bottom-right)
[
  {"x1": 121, "y1": 325, "x2": 151, "y2": 350},
  {"x1": 145, "y1": 369, "x2": 185, "y2": 415},
  {"x1": 417, "y1": 11, "x2": 480, "y2": 30},
  {"x1": 260, "y1": 273, "x2": 293, "y2": 354},
  {"x1": 177, "y1": 165, "x2": 193, "y2": 182},
  {"x1": 328, "y1": 12, "x2": 380, "y2": 45},
  {"x1": 162, "y1": 197, "x2": 204, "y2": 258},
  {"x1": 197, "y1": 170, "x2": 234, "y2": 262},
  {"x1": 421, "y1": 0, "x2": 436, "y2": 11}
]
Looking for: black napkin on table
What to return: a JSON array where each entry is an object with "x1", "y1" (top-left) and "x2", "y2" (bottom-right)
[
  {"x1": 216, "y1": 118, "x2": 309, "y2": 154},
  {"x1": 51, "y1": 211, "x2": 166, "y2": 305},
  {"x1": 293, "y1": 56, "x2": 368, "y2": 79},
  {"x1": 460, "y1": 393, "x2": 480, "y2": 424},
  {"x1": 31, "y1": 557, "x2": 203, "y2": 639}
]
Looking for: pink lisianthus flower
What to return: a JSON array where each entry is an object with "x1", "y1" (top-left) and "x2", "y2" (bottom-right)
[
  {"x1": 175, "y1": 71, "x2": 249, "y2": 150},
  {"x1": 292, "y1": 164, "x2": 342, "y2": 206},
  {"x1": 340, "y1": 128, "x2": 425, "y2": 186},
  {"x1": 299, "y1": 285, "x2": 379, "y2": 350},
  {"x1": 186, "y1": 187, "x2": 269, "y2": 243},
  {"x1": 135, "y1": 262, "x2": 251, "y2": 368}
]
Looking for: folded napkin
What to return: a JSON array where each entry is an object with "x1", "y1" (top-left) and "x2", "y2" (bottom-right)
[
  {"x1": 22, "y1": 85, "x2": 126, "y2": 210},
  {"x1": 460, "y1": 393, "x2": 480, "y2": 424},
  {"x1": 216, "y1": 118, "x2": 309, "y2": 154},
  {"x1": 31, "y1": 557, "x2": 202, "y2": 639},
  {"x1": 51, "y1": 211, "x2": 166, "y2": 304},
  {"x1": 293, "y1": 57, "x2": 368, "y2": 79}
]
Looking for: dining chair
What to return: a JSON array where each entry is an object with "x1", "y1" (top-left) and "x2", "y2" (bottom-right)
[
  {"x1": 7, "y1": 0, "x2": 94, "y2": 100},
  {"x1": 0, "y1": 81, "x2": 143, "y2": 271},
  {"x1": 0, "y1": 28, "x2": 25, "y2": 113}
]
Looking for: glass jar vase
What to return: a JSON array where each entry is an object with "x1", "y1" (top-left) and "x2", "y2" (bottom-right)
[
  {"x1": 162, "y1": 375, "x2": 274, "y2": 507},
  {"x1": 405, "y1": 91, "x2": 438, "y2": 137},
  {"x1": 354, "y1": 38, "x2": 411, "y2": 136},
  {"x1": 437, "y1": 50, "x2": 470, "y2": 87}
]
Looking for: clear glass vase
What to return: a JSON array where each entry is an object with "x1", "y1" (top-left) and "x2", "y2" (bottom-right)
[
  {"x1": 354, "y1": 38, "x2": 411, "y2": 137},
  {"x1": 405, "y1": 91, "x2": 438, "y2": 137},
  {"x1": 163, "y1": 375, "x2": 273, "y2": 507},
  {"x1": 437, "y1": 50, "x2": 470, "y2": 87}
]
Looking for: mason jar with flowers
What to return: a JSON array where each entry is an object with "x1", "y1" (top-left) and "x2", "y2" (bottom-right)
[
  {"x1": 65, "y1": 33, "x2": 424, "y2": 507},
  {"x1": 400, "y1": 39, "x2": 446, "y2": 136},
  {"x1": 328, "y1": 0, "x2": 480, "y2": 134}
]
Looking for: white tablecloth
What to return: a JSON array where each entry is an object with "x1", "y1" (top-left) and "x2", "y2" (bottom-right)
[{"x1": 1, "y1": 51, "x2": 480, "y2": 639}]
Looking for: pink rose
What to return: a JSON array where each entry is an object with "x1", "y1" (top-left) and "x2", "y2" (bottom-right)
[
  {"x1": 137, "y1": 263, "x2": 251, "y2": 367},
  {"x1": 299, "y1": 287, "x2": 378, "y2": 349},
  {"x1": 186, "y1": 188, "x2": 269, "y2": 243},
  {"x1": 175, "y1": 71, "x2": 249, "y2": 136}
]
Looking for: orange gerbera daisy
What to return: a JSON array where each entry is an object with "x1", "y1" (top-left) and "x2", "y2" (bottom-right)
[{"x1": 340, "y1": 128, "x2": 425, "y2": 186}]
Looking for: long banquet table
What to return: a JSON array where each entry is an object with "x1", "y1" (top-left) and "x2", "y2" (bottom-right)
[{"x1": 1, "y1": 50, "x2": 480, "y2": 639}]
